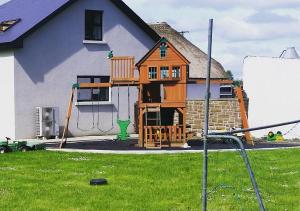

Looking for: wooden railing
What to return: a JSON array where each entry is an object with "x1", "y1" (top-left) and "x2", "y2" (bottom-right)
[
  {"x1": 144, "y1": 125, "x2": 185, "y2": 148},
  {"x1": 111, "y1": 56, "x2": 135, "y2": 82}
]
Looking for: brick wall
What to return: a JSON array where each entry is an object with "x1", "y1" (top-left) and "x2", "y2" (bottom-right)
[{"x1": 186, "y1": 99, "x2": 242, "y2": 134}]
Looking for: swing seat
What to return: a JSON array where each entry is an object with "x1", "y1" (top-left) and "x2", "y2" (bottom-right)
[{"x1": 117, "y1": 119, "x2": 131, "y2": 141}]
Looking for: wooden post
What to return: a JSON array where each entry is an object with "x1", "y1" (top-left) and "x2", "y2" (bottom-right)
[
  {"x1": 235, "y1": 86, "x2": 253, "y2": 145},
  {"x1": 60, "y1": 88, "x2": 75, "y2": 148},
  {"x1": 183, "y1": 107, "x2": 187, "y2": 143}
]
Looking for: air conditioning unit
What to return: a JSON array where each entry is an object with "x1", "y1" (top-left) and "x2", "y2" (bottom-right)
[{"x1": 35, "y1": 107, "x2": 59, "y2": 139}]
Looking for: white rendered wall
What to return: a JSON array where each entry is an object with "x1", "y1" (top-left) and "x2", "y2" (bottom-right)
[
  {"x1": 243, "y1": 56, "x2": 300, "y2": 138},
  {"x1": 0, "y1": 51, "x2": 15, "y2": 139}
]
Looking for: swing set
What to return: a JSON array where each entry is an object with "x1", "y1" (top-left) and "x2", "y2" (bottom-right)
[
  {"x1": 59, "y1": 57, "x2": 137, "y2": 148},
  {"x1": 60, "y1": 38, "x2": 252, "y2": 149}
]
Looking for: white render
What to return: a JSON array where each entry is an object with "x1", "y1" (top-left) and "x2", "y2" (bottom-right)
[
  {"x1": 0, "y1": 50, "x2": 15, "y2": 139},
  {"x1": 243, "y1": 56, "x2": 300, "y2": 138}
]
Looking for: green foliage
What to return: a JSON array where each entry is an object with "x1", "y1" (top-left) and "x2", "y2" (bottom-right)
[
  {"x1": 0, "y1": 149, "x2": 299, "y2": 210},
  {"x1": 225, "y1": 70, "x2": 234, "y2": 80}
]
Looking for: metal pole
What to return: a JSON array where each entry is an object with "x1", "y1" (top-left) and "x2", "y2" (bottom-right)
[
  {"x1": 202, "y1": 19, "x2": 213, "y2": 211},
  {"x1": 210, "y1": 119, "x2": 300, "y2": 135},
  {"x1": 208, "y1": 135, "x2": 265, "y2": 211}
]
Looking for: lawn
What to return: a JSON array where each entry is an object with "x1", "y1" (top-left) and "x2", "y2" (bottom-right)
[{"x1": 0, "y1": 149, "x2": 299, "y2": 210}]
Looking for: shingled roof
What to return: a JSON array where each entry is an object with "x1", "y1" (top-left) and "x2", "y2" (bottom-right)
[
  {"x1": 0, "y1": 0, "x2": 160, "y2": 49},
  {"x1": 149, "y1": 22, "x2": 228, "y2": 79}
]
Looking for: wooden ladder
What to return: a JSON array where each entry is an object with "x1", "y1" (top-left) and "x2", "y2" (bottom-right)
[{"x1": 145, "y1": 105, "x2": 162, "y2": 149}]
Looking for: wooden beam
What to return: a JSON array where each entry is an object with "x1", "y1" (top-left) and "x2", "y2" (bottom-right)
[
  {"x1": 140, "y1": 102, "x2": 186, "y2": 108},
  {"x1": 188, "y1": 79, "x2": 233, "y2": 84},
  {"x1": 235, "y1": 87, "x2": 253, "y2": 145},
  {"x1": 79, "y1": 83, "x2": 111, "y2": 88},
  {"x1": 60, "y1": 88, "x2": 75, "y2": 148}
]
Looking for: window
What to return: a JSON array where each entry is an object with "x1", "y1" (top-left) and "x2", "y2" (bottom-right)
[
  {"x1": 77, "y1": 76, "x2": 110, "y2": 102},
  {"x1": 159, "y1": 38, "x2": 167, "y2": 58},
  {"x1": 0, "y1": 19, "x2": 21, "y2": 32},
  {"x1": 160, "y1": 48, "x2": 166, "y2": 58},
  {"x1": 220, "y1": 85, "x2": 234, "y2": 98},
  {"x1": 148, "y1": 67, "x2": 157, "y2": 79},
  {"x1": 160, "y1": 66, "x2": 169, "y2": 79},
  {"x1": 172, "y1": 66, "x2": 181, "y2": 78},
  {"x1": 85, "y1": 10, "x2": 103, "y2": 41}
]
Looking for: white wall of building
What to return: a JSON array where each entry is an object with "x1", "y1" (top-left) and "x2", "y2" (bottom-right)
[
  {"x1": 243, "y1": 56, "x2": 300, "y2": 138},
  {"x1": 0, "y1": 51, "x2": 15, "y2": 139}
]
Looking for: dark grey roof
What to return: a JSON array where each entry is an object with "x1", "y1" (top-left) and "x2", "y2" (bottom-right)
[
  {"x1": 149, "y1": 22, "x2": 228, "y2": 79},
  {"x1": 0, "y1": 0, "x2": 160, "y2": 49}
]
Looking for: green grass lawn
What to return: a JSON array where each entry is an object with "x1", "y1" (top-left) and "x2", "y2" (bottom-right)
[{"x1": 0, "y1": 149, "x2": 299, "y2": 210}]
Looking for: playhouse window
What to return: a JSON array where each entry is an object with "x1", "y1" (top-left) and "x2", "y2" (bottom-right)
[
  {"x1": 77, "y1": 76, "x2": 110, "y2": 102},
  {"x1": 85, "y1": 10, "x2": 103, "y2": 41},
  {"x1": 0, "y1": 19, "x2": 21, "y2": 32},
  {"x1": 160, "y1": 66, "x2": 169, "y2": 79},
  {"x1": 172, "y1": 66, "x2": 181, "y2": 78},
  {"x1": 160, "y1": 48, "x2": 166, "y2": 58},
  {"x1": 159, "y1": 40, "x2": 167, "y2": 58},
  {"x1": 148, "y1": 67, "x2": 157, "y2": 79}
]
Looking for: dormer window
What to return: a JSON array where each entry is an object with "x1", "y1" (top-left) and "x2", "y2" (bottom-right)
[
  {"x1": 85, "y1": 10, "x2": 103, "y2": 41},
  {"x1": 0, "y1": 19, "x2": 21, "y2": 32},
  {"x1": 159, "y1": 39, "x2": 168, "y2": 58}
]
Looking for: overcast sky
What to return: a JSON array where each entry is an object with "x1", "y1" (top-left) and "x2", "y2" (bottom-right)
[
  {"x1": 1, "y1": 0, "x2": 300, "y2": 78},
  {"x1": 123, "y1": 0, "x2": 300, "y2": 78}
]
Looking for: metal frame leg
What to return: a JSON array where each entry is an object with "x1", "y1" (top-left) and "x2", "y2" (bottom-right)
[{"x1": 207, "y1": 135, "x2": 265, "y2": 211}]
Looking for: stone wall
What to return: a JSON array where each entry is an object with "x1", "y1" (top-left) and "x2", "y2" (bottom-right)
[{"x1": 186, "y1": 99, "x2": 242, "y2": 134}]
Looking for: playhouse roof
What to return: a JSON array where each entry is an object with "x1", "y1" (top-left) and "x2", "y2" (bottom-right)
[
  {"x1": 149, "y1": 22, "x2": 228, "y2": 79},
  {"x1": 136, "y1": 37, "x2": 190, "y2": 67},
  {"x1": 0, "y1": 0, "x2": 160, "y2": 49}
]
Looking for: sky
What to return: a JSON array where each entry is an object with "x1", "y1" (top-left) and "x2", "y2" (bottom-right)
[
  {"x1": 1, "y1": 0, "x2": 300, "y2": 78},
  {"x1": 123, "y1": 0, "x2": 300, "y2": 78}
]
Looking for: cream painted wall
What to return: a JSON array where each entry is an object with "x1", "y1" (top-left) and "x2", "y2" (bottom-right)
[
  {"x1": 0, "y1": 51, "x2": 15, "y2": 139},
  {"x1": 243, "y1": 56, "x2": 300, "y2": 138}
]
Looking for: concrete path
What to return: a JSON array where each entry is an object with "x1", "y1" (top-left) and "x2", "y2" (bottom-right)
[{"x1": 47, "y1": 145, "x2": 300, "y2": 154}]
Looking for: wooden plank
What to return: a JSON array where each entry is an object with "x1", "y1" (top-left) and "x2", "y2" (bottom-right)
[
  {"x1": 178, "y1": 126, "x2": 182, "y2": 142},
  {"x1": 79, "y1": 83, "x2": 111, "y2": 88},
  {"x1": 235, "y1": 87, "x2": 253, "y2": 145},
  {"x1": 140, "y1": 102, "x2": 186, "y2": 108}
]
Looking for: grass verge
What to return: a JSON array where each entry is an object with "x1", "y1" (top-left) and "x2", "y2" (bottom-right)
[{"x1": 0, "y1": 149, "x2": 299, "y2": 210}]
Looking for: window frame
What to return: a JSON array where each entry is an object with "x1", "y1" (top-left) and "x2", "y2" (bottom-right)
[
  {"x1": 77, "y1": 76, "x2": 111, "y2": 102},
  {"x1": 85, "y1": 10, "x2": 103, "y2": 41},
  {"x1": 0, "y1": 19, "x2": 21, "y2": 32},
  {"x1": 220, "y1": 84, "x2": 234, "y2": 99},
  {"x1": 172, "y1": 66, "x2": 181, "y2": 79},
  {"x1": 148, "y1": 67, "x2": 158, "y2": 80},
  {"x1": 160, "y1": 66, "x2": 170, "y2": 79}
]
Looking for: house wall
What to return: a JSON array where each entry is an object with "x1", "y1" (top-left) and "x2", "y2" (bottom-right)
[
  {"x1": 187, "y1": 84, "x2": 220, "y2": 100},
  {"x1": 0, "y1": 50, "x2": 15, "y2": 139},
  {"x1": 243, "y1": 56, "x2": 300, "y2": 138},
  {"x1": 13, "y1": 0, "x2": 155, "y2": 138}
]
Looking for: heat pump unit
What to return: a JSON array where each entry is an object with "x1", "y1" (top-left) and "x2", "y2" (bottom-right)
[{"x1": 35, "y1": 107, "x2": 59, "y2": 139}]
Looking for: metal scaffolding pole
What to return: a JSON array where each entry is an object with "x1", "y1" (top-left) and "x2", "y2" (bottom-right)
[{"x1": 202, "y1": 19, "x2": 213, "y2": 211}]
